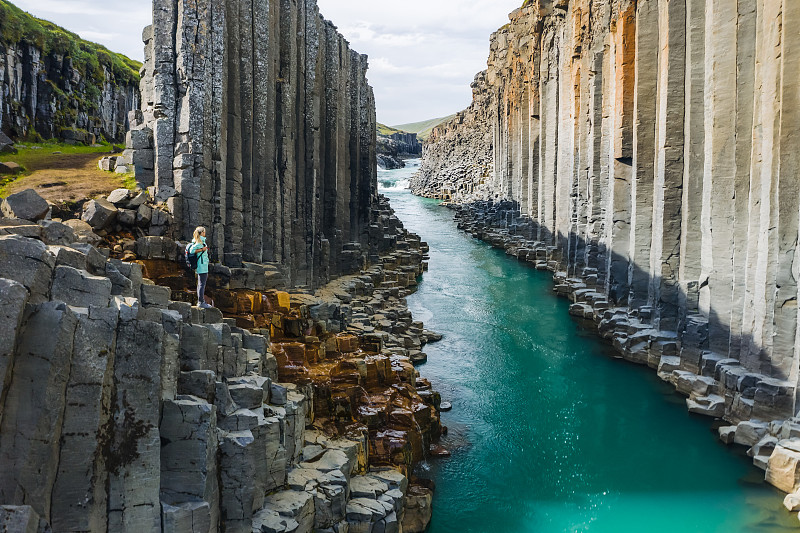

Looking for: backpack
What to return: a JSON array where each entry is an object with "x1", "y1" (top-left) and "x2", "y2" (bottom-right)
[{"x1": 184, "y1": 242, "x2": 199, "y2": 271}]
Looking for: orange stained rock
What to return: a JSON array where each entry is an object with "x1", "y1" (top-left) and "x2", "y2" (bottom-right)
[{"x1": 336, "y1": 333, "x2": 360, "y2": 353}]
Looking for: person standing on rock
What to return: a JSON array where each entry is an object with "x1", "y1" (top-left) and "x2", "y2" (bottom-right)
[{"x1": 190, "y1": 226, "x2": 212, "y2": 308}]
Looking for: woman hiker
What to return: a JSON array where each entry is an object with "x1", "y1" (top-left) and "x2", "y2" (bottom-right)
[{"x1": 190, "y1": 226, "x2": 212, "y2": 309}]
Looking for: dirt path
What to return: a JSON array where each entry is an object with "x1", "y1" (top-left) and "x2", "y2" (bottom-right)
[{"x1": 2, "y1": 148, "x2": 129, "y2": 204}]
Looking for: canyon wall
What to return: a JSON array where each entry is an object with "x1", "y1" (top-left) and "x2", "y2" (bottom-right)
[
  {"x1": 412, "y1": 0, "x2": 800, "y2": 422},
  {"x1": 0, "y1": 197, "x2": 436, "y2": 532},
  {"x1": 127, "y1": 0, "x2": 379, "y2": 289},
  {"x1": 0, "y1": 2, "x2": 140, "y2": 143}
]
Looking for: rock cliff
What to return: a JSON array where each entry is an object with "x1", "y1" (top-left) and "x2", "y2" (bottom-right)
[
  {"x1": 0, "y1": 1, "x2": 140, "y2": 143},
  {"x1": 376, "y1": 132, "x2": 421, "y2": 170},
  {"x1": 412, "y1": 0, "x2": 800, "y2": 447},
  {"x1": 124, "y1": 0, "x2": 383, "y2": 290}
]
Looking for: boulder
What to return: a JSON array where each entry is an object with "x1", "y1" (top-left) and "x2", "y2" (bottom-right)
[
  {"x1": 785, "y1": 492, "x2": 800, "y2": 512},
  {"x1": 82, "y1": 198, "x2": 118, "y2": 229},
  {"x1": 1, "y1": 189, "x2": 49, "y2": 221},
  {"x1": 38, "y1": 220, "x2": 77, "y2": 246},
  {"x1": 734, "y1": 420, "x2": 769, "y2": 447},
  {"x1": 766, "y1": 443, "x2": 800, "y2": 493},
  {"x1": 118, "y1": 208, "x2": 136, "y2": 226},
  {"x1": 98, "y1": 156, "x2": 117, "y2": 172},
  {"x1": 128, "y1": 190, "x2": 149, "y2": 208},
  {"x1": 0, "y1": 131, "x2": 16, "y2": 154},
  {"x1": 62, "y1": 219, "x2": 101, "y2": 245},
  {"x1": 0, "y1": 161, "x2": 22, "y2": 174},
  {"x1": 107, "y1": 188, "x2": 133, "y2": 205}
]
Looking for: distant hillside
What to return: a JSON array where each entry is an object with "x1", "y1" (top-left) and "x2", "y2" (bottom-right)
[
  {"x1": 377, "y1": 123, "x2": 405, "y2": 136},
  {"x1": 0, "y1": 0, "x2": 141, "y2": 142},
  {"x1": 391, "y1": 114, "x2": 457, "y2": 142}
]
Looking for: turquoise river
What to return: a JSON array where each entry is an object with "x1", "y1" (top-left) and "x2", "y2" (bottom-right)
[{"x1": 379, "y1": 160, "x2": 796, "y2": 533}]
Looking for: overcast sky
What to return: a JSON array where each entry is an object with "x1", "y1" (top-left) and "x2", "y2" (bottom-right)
[{"x1": 15, "y1": 0, "x2": 521, "y2": 126}]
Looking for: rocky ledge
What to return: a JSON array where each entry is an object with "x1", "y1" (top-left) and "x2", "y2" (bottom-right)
[
  {"x1": 0, "y1": 189, "x2": 443, "y2": 533},
  {"x1": 452, "y1": 199, "x2": 800, "y2": 517}
]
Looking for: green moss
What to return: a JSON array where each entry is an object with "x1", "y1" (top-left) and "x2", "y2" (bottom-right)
[
  {"x1": 0, "y1": 0, "x2": 142, "y2": 86},
  {"x1": 120, "y1": 173, "x2": 137, "y2": 190}
]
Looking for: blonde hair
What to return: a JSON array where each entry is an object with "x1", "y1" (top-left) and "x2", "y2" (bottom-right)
[{"x1": 193, "y1": 226, "x2": 206, "y2": 244}]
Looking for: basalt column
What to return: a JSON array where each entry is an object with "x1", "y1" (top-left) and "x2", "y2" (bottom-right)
[
  {"x1": 130, "y1": 0, "x2": 378, "y2": 288},
  {"x1": 412, "y1": 0, "x2": 800, "y2": 423}
]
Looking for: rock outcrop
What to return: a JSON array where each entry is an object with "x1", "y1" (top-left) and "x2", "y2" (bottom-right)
[
  {"x1": 0, "y1": 188, "x2": 441, "y2": 532},
  {"x1": 413, "y1": 0, "x2": 800, "y2": 418},
  {"x1": 0, "y1": 1, "x2": 140, "y2": 143},
  {"x1": 125, "y1": 0, "x2": 380, "y2": 289},
  {"x1": 376, "y1": 131, "x2": 422, "y2": 170}
]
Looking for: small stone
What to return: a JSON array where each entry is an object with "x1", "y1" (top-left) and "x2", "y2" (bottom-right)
[
  {"x1": 785, "y1": 492, "x2": 800, "y2": 512},
  {"x1": 1, "y1": 189, "x2": 49, "y2": 221},
  {"x1": 0, "y1": 161, "x2": 22, "y2": 174},
  {"x1": 429, "y1": 444, "x2": 451, "y2": 458},
  {"x1": 718, "y1": 425, "x2": 736, "y2": 445},
  {"x1": 107, "y1": 188, "x2": 132, "y2": 205}
]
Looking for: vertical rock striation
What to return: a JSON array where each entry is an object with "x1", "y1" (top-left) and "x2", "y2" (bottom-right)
[
  {"x1": 128, "y1": 0, "x2": 380, "y2": 289},
  {"x1": 412, "y1": 0, "x2": 800, "y2": 425}
]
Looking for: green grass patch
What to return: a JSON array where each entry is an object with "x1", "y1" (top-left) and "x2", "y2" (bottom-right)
[
  {"x1": 2, "y1": 141, "x2": 114, "y2": 171},
  {"x1": 0, "y1": 141, "x2": 118, "y2": 197},
  {"x1": 119, "y1": 172, "x2": 137, "y2": 190},
  {"x1": 377, "y1": 123, "x2": 406, "y2": 136}
]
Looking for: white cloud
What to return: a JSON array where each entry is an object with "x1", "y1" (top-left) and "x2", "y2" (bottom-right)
[
  {"x1": 317, "y1": 0, "x2": 522, "y2": 125},
  {"x1": 12, "y1": 0, "x2": 151, "y2": 61},
  {"x1": 14, "y1": 0, "x2": 521, "y2": 125}
]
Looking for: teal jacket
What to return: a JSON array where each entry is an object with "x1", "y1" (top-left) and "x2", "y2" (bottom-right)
[{"x1": 190, "y1": 237, "x2": 209, "y2": 274}]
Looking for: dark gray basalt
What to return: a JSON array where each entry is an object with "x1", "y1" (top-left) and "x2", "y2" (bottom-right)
[{"x1": 127, "y1": 0, "x2": 380, "y2": 289}]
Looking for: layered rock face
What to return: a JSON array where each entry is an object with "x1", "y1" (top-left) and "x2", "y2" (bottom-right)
[
  {"x1": 0, "y1": 0, "x2": 140, "y2": 143},
  {"x1": 412, "y1": 0, "x2": 800, "y2": 424},
  {"x1": 0, "y1": 40, "x2": 139, "y2": 143},
  {"x1": 127, "y1": 0, "x2": 379, "y2": 289},
  {"x1": 376, "y1": 132, "x2": 421, "y2": 170}
]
